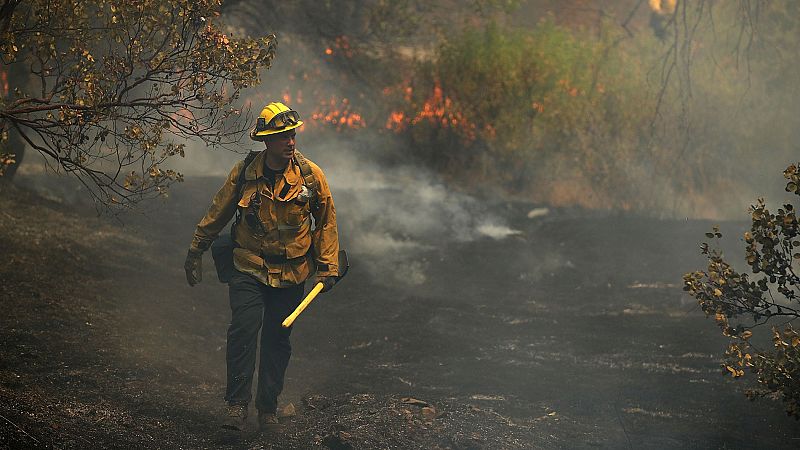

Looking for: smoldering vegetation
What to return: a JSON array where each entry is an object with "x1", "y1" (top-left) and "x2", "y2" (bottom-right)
[
  {"x1": 15, "y1": 1, "x2": 800, "y2": 219},
  {"x1": 4, "y1": 171, "x2": 800, "y2": 448},
  {"x1": 167, "y1": 0, "x2": 800, "y2": 220},
  {"x1": 15, "y1": 0, "x2": 800, "y2": 285}
]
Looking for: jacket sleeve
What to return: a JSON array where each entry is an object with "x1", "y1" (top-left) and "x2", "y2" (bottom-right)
[
  {"x1": 310, "y1": 164, "x2": 340, "y2": 277},
  {"x1": 189, "y1": 162, "x2": 243, "y2": 252}
]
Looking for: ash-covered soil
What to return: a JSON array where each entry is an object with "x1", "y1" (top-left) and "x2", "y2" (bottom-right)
[{"x1": 1, "y1": 176, "x2": 799, "y2": 449}]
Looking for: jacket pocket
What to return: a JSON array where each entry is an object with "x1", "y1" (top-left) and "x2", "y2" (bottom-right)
[{"x1": 284, "y1": 201, "x2": 308, "y2": 227}]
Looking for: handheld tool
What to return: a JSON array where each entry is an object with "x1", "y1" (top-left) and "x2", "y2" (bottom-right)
[{"x1": 282, "y1": 250, "x2": 349, "y2": 328}]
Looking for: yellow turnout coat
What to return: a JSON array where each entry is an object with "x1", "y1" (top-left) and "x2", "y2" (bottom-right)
[{"x1": 190, "y1": 150, "x2": 339, "y2": 287}]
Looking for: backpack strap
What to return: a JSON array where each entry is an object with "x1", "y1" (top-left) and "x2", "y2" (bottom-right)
[
  {"x1": 231, "y1": 151, "x2": 259, "y2": 237},
  {"x1": 293, "y1": 150, "x2": 321, "y2": 213},
  {"x1": 236, "y1": 151, "x2": 260, "y2": 197},
  {"x1": 232, "y1": 150, "x2": 320, "y2": 239}
]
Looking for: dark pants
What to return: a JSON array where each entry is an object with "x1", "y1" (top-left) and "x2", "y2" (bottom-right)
[{"x1": 224, "y1": 270, "x2": 305, "y2": 413}]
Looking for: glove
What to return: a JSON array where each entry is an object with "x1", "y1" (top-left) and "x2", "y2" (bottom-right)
[
  {"x1": 184, "y1": 249, "x2": 203, "y2": 286},
  {"x1": 313, "y1": 276, "x2": 336, "y2": 293}
]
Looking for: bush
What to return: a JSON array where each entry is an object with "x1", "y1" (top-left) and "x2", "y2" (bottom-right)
[
  {"x1": 683, "y1": 163, "x2": 800, "y2": 418},
  {"x1": 382, "y1": 5, "x2": 800, "y2": 217},
  {"x1": 388, "y1": 20, "x2": 655, "y2": 208}
]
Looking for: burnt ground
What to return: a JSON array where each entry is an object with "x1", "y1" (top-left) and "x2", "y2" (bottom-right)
[{"x1": 1, "y1": 176, "x2": 799, "y2": 449}]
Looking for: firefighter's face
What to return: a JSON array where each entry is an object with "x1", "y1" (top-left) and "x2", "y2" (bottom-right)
[{"x1": 265, "y1": 130, "x2": 296, "y2": 161}]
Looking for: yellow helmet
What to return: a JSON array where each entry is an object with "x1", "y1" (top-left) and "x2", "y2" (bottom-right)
[{"x1": 249, "y1": 102, "x2": 304, "y2": 141}]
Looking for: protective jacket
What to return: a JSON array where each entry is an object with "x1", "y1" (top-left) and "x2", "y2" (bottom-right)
[{"x1": 190, "y1": 150, "x2": 339, "y2": 287}]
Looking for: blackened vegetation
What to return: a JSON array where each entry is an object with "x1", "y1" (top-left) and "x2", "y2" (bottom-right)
[
  {"x1": 2, "y1": 179, "x2": 800, "y2": 448},
  {"x1": 282, "y1": 394, "x2": 545, "y2": 449},
  {"x1": 0, "y1": 183, "x2": 543, "y2": 449}
]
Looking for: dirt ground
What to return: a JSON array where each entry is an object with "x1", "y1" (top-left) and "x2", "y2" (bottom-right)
[{"x1": 1, "y1": 178, "x2": 799, "y2": 449}]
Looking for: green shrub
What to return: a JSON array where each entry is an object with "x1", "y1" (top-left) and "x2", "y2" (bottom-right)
[
  {"x1": 387, "y1": 4, "x2": 800, "y2": 217},
  {"x1": 393, "y1": 21, "x2": 654, "y2": 208}
]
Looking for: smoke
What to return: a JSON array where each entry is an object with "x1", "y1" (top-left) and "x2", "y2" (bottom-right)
[
  {"x1": 14, "y1": 1, "x2": 800, "y2": 223},
  {"x1": 299, "y1": 131, "x2": 524, "y2": 285},
  {"x1": 16, "y1": 1, "x2": 800, "y2": 224},
  {"x1": 12, "y1": 19, "x2": 529, "y2": 292},
  {"x1": 161, "y1": 26, "x2": 527, "y2": 286}
]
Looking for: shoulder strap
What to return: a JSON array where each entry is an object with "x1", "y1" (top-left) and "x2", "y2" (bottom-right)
[
  {"x1": 231, "y1": 151, "x2": 259, "y2": 237},
  {"x1": 294, "y1": 150, "x2": 321, "y2": 212},
  {"x1": 236, "y1": 151, "x2": 259, "y2": 198}
]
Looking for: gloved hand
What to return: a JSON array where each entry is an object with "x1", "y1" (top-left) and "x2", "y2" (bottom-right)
[
  {"x1": 313, "y1": 276, "x2": 336, "y2": 293},
  {"x1": 184, "y1": 249, "x2": 203, "y2": 286}
]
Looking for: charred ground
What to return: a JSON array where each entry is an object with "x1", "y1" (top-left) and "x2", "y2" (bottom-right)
[{"x1": 1, "y1": 178, "x2": 799, "y2": 449}]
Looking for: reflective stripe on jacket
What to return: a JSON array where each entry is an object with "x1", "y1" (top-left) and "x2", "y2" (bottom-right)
[{"x1": 190, "y1": 150, "x2": 339, "y2": 287}]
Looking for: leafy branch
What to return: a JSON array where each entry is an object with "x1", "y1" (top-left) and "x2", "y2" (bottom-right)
[
  {"x1": 0, "y1": 0, "x2": 277, "y2": 209},
  {"x1": 684, "y1": 163, "x2": 800, "y2": 418}
]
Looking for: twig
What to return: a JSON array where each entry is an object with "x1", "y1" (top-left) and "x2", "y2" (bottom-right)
[
  {"x1": 0, "y1": 412, "x2": 41, "y2": 445},
  {"x1": 615, "y1": 387, "x2": 632, "y2": 450}
]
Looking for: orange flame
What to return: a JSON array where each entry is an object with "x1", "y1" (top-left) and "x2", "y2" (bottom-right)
[
  {"x1": 308, "y1": 96, "x2": 365, "y2": 131},
  {"x1": 385, "y1": 82, "x2": 477, "y2": 142},
  {"x1": 278, "y1": 89, "x2": 305, "y2": 106},
  {"x1": 323, "y1": 36, "x2": 354, "y2": 58},
  {"x1": 385, "y1": 111, "x2": 406, "y2": 131},
  {"x1": 0, "y1": 69, "x2": 8, "y2": 97}
]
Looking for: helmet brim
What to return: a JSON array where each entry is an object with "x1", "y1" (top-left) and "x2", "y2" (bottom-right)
[{"x1": 249, "y1": 121, "x2": 304, "y2": 141}]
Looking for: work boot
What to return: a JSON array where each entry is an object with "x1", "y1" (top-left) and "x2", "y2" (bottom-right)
[
  {"x1": 258, "y1": 411, "x2": 281, "y2": 432},
  {"x1": 221, "y1": 404, "x2": 248, "y2": 431}
]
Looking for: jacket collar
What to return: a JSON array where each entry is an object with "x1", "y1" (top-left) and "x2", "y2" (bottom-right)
[{"x1": 244, "y1": 150, "x2": 302, "y2": 186}]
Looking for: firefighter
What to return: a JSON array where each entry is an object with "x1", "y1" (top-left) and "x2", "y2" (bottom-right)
[{"x1": 183, "y1": 102, "x2": 340, "y2": 431}]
